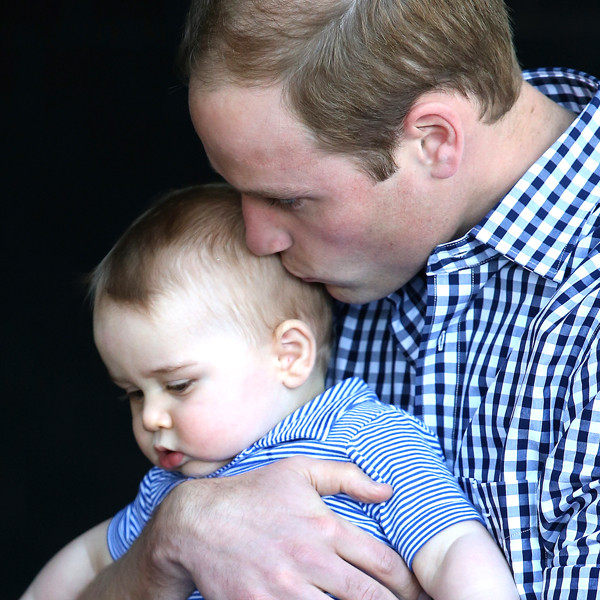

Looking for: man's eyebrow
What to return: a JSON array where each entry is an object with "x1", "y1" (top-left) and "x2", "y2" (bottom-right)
[
  {"x1": 245, "y1": 188, "x2": 305, "y2": 199},
  {"x1": 206, "y1": 160, "x2": 311, "y2": 199},
  {"x1": 239, "y1": 183, "x2": 316, "y2": 199}
]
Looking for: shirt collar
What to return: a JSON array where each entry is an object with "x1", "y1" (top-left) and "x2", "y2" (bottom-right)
[{"x1": 219, "y1": 377, "x2": 372, "y2": 472}]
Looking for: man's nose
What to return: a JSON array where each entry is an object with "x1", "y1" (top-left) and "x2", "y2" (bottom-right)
[
  {"x1": 242, "y1": 195, "x2": 293, "y2": 256},
  {"x1": 141, "y1": 395, "x2": 172, "y2": 432}
]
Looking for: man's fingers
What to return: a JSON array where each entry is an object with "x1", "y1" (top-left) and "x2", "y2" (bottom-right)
[
  {"x1": 331, "y1": 516, "x2": 422, "y2": 600},
  {"x1": 168, "y1": 459, "x2": 416, "y2": 600},
  {"x1": 292, "y1": 457, "x2": 394, "y2": 503},
  {"x1": 235, "y1": 459, "x2": 419, "y2": 599}
]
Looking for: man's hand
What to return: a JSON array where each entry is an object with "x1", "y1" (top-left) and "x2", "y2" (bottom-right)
[
  {"x1": 162, "y1": 457, "x2": 420, "y2": 599},
  {"x1": 79, "y1": 457, "x2": 422, "y2": 599}
]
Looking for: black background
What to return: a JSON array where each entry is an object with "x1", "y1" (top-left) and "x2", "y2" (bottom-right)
[{"x1": 5, "y1": 2, "x2": 600, "y2": 597}]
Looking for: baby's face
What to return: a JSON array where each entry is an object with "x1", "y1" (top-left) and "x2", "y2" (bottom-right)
[{"x1": 93, "y1": 295, "x2": 294, "y2": 477}]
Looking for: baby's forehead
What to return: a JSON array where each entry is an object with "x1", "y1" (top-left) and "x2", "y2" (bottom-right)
[
  {"x1": 93, "y1": 295, "x2": 155, "y2": 327},
  {"x1": 93, "y1": 291, "x2": 214, "y2": 336},
  {"x1": 93, "y1": 246, "x2": 289, "y2": 326}
]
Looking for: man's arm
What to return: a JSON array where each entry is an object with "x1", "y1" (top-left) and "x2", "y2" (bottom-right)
[{"x1": 79, "y1": 457, "x2": 422, "y2": 600}]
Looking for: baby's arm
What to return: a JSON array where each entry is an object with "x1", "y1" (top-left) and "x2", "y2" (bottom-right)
[
  {"x1": 412, "y1": 519, "x2": 519, "y2": 600},
  {"x1": 20, "y1": 519, "x2": 113, "y2": 600}
]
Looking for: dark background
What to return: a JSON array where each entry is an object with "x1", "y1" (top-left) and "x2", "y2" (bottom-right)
[{"x1": 4, "y1": 2, "x2": 600, "y2": 597}]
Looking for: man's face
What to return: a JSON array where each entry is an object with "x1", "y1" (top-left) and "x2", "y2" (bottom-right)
[{"x1": 189, "y1": 83, "x2": 451, "y2": 304}]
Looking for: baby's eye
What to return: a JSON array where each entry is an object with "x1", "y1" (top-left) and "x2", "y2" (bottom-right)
[
  {"x1": 125, "y1": 389, "x2": 144, "y2": 402},
  {"x1": 167, "y1": 380, "x2": 194, "y2": 394}
]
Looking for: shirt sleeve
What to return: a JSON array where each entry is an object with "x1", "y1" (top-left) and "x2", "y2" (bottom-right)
[
  {"x1": 345, "y1": 407, "x2": 483, "y2": 568},
  {"x1": 539, "y1": 367, "x2": 600, "y2": 598},
  {"x1": 107, "y1": 467, "x2": 186, "y2": 560}
]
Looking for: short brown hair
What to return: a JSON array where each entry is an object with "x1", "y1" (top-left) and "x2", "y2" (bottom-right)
[
  {"x1": 89, "y1": 184, "x2": 333, "y2": 373},
  {"x1": 179, "y1": 0, "x2": 522, "y2": 181}
]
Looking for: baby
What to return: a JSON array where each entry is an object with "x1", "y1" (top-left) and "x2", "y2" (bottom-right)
[{"x1": 21, "y1": 184, "x2": 518, "y2": 599}]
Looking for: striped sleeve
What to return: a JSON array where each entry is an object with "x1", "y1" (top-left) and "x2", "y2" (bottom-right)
[
  {"x1": 347, "y1": 408, "x2": 483, "y2": 567},
  {"x1": 107, "y1": 467, "x2": 186, "y2": 560}
]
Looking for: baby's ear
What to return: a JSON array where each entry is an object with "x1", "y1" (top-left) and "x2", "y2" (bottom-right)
[{"x1": 273, "y1": 319, "x2": 316, "y2": 389}]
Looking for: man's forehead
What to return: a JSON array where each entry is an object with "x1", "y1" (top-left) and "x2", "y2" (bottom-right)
[{"x1": 189, "y1": 80, "x2": 287, "y2": 113}]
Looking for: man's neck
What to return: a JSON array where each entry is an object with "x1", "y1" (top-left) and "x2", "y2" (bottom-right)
[
  {"x1": 508, "y1": 80, "x2": 576, "y2": 175},
  {"x1": 459, "y1": 80, "x2": 577, "y2": 232}
]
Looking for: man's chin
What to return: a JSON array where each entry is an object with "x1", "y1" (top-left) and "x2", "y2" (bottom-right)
[{"x1": 324, "y1": 283, "x2": 389, "y2": 305}]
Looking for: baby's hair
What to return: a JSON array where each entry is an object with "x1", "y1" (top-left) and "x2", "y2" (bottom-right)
[{"x1": 89, "y1": 183, "x2": 333, "y2": 373}]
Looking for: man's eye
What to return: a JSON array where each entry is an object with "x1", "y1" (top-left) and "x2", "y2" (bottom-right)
[
  {"x1": 265, "y1": 197, "x2": 301, "y2": 208},
  {"x1": 167, "y1": 380, "x2": 194, "y2": 394},
  {"x1": 124, "y1": 389, "x2": 144, "y2": 402}
]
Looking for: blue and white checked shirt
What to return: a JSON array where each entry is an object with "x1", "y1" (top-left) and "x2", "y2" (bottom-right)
[
  {"x1": 327, "y1": 69, "x2": 600, "y2": 600},
  {"x1": 108, "y1": 378, "x2": 482, "y2": 600}
]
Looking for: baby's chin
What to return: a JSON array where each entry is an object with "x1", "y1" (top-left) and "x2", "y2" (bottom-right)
[{"x1": 172, "y1": 457, "x2": 232, "y2": 478}]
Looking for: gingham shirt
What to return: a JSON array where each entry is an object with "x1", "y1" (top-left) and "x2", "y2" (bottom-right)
[
  {"x1": 327, "y1": 69, "x2": 600, "y2": 600},
  {"x1": 108, "y1": 378, "x2": 482, "y2": 600}
]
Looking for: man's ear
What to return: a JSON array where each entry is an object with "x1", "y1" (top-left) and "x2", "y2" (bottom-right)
[
  {"x1": 273, "y1": 319, "x2": 316, "y2": 389},
  {"x1": 403, "y1": 100, "x2": 464, "y2": 179}
]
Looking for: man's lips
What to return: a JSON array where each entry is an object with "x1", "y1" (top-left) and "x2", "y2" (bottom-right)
[
  {"x1": 280, "y1": 258, "x2": 334, "y2": 288},
  {"x1": 156, "y1": 448, "x2": 185, "y2": 470},
  {"x1": 280, "y1": 258, "x2": 308, "y2": 280},
  {"x1": 283, "y1": 264, "x2": 320, "y2": 284}
]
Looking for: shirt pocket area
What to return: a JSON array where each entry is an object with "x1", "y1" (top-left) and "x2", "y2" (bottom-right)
[{"x1": 457, "y1": 477, "x2": 547, "y2": 592}]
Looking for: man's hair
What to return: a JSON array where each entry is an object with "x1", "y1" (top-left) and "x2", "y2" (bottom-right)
[
  {"x1": 179, "y1": 0, "x2": 522, "y2": 181},
  {"x1": 89, "y1": 184, "x2": 333, "y2": 374}
]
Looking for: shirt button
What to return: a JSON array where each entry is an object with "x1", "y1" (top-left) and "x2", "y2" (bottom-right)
[{"x1": 437, "y1": 330, "x2": 446, "y2": 352}]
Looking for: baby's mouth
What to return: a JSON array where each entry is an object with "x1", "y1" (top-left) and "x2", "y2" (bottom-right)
[{"x1": 155, "y1": 447, "x2": 185, "y2": 470}]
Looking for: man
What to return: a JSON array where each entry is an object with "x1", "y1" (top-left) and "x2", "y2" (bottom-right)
[{"x1": 80, "y1": 1, "x2": 600, "y2": 598}]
